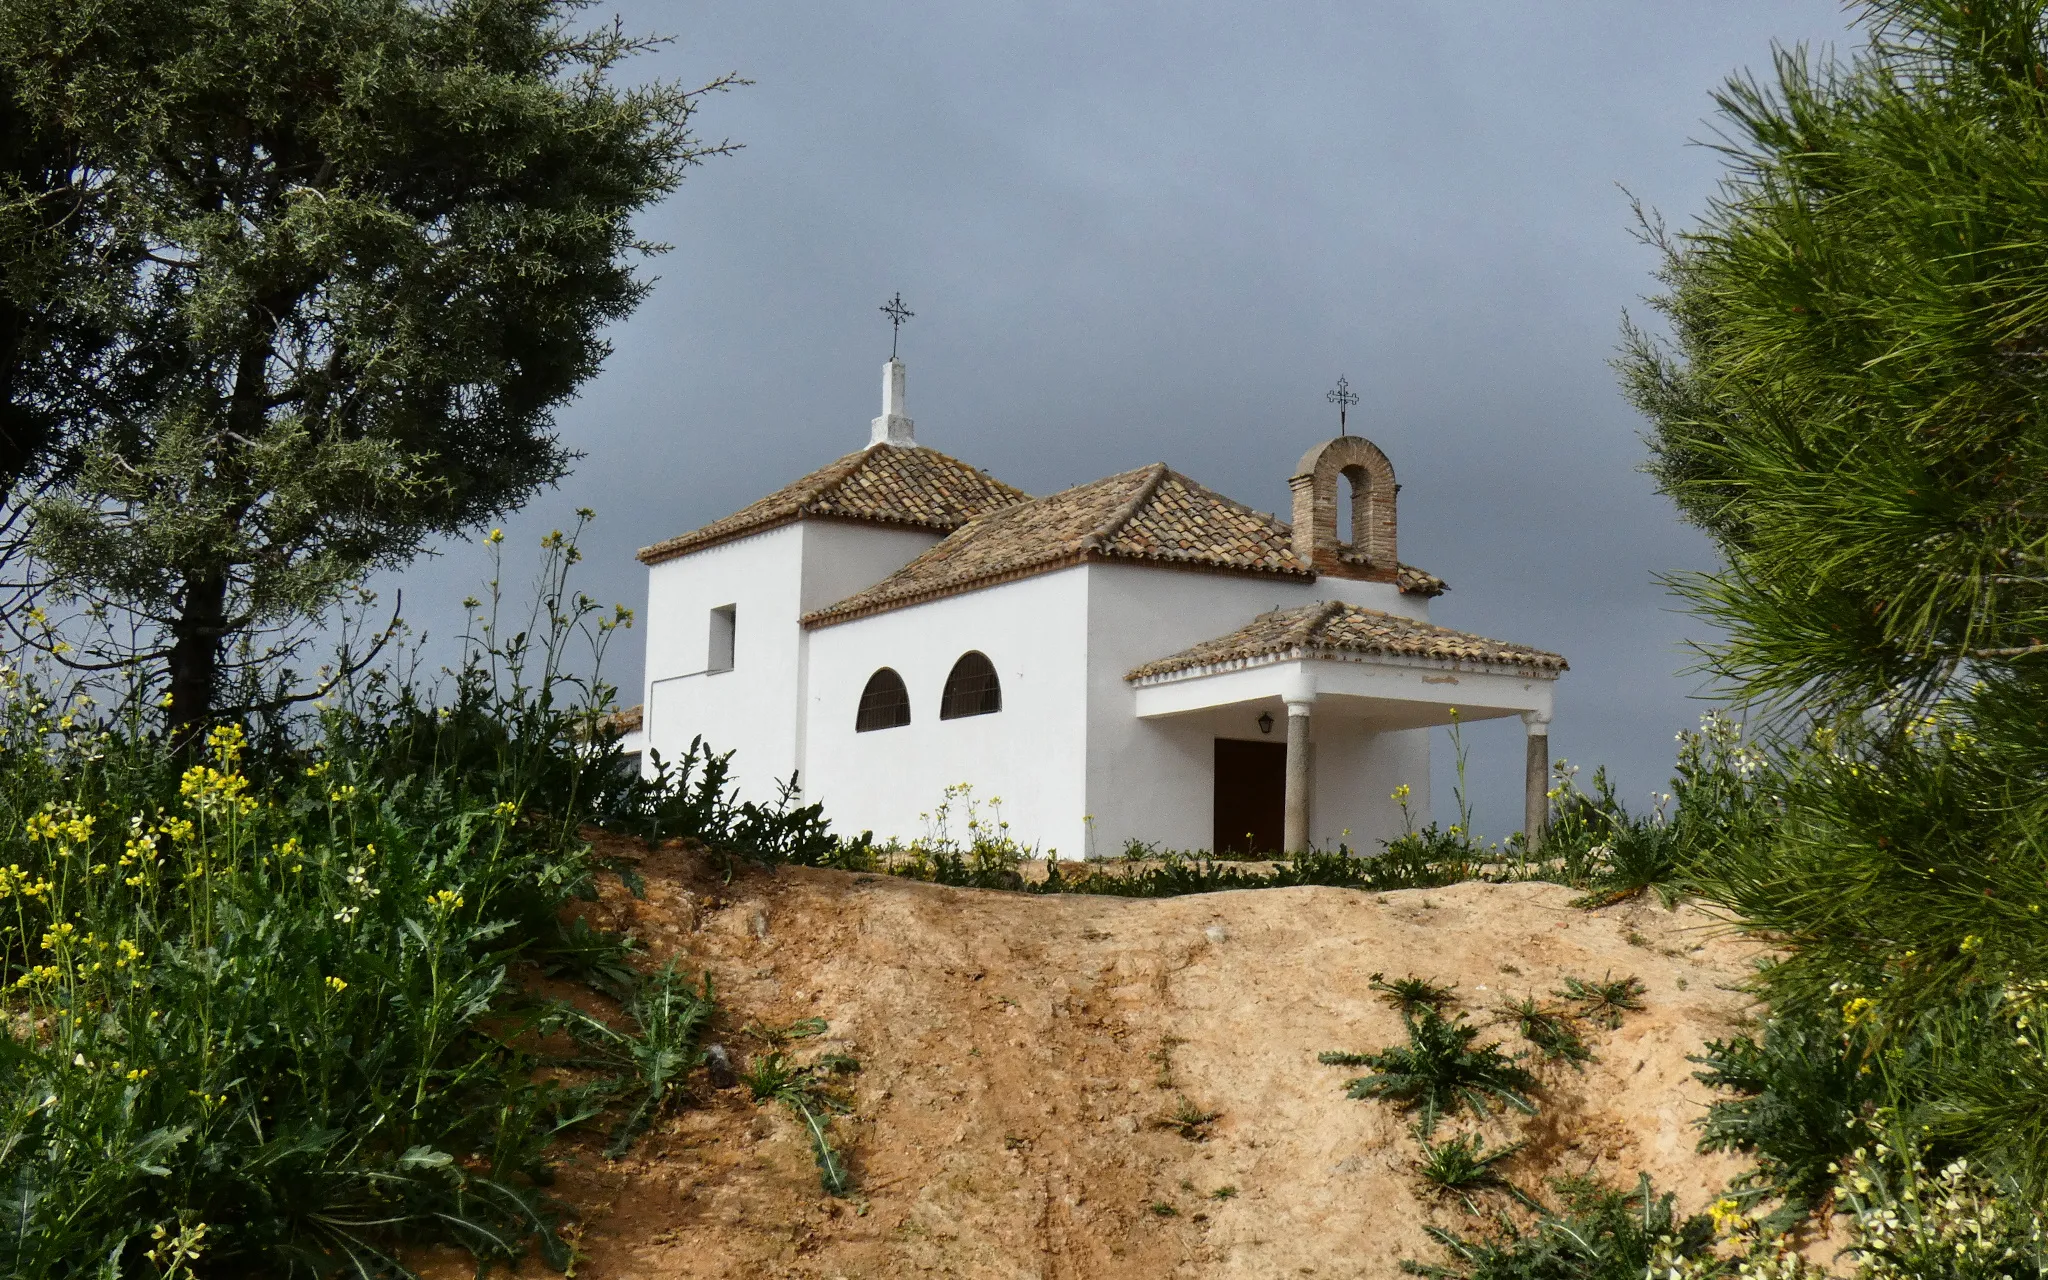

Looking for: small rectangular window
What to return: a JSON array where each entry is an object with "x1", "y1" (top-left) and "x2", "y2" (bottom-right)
[{"x1": 707, "y1": 604, "x2": 735, "y2": 673}]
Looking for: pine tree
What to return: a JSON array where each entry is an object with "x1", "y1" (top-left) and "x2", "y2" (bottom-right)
[
  {"x1": 1622, "y1": 0, "x2": 2048, "y2": 1195},
  {"x1": 0, "y1": 0, "x2": 735, "y2": 736}
]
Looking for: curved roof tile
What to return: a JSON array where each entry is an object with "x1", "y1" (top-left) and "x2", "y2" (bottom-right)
[
  {"x1": 636, "y1": 444, "x2": 1029, "y2": 565},
  {"x1": 804, "y1": 465, "x2": 1445, "y2": 627},
  {"x1": 1125, "y1": 600, "x2": 1565, "y2": 681}
]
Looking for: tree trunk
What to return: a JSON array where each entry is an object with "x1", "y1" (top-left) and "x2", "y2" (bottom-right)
[{"x1": 167, "y1": 570, "x2": 228, "y2": 749}]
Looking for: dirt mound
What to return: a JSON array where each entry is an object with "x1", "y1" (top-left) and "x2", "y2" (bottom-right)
[{"x1": 425, "y1": 842, "x2": 1765, "y2": 1279}]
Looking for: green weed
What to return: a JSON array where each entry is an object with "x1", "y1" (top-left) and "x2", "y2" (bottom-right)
[
  {"x1": 1500, "y1": 997, "x2": 1592, "y2": 1067},
  {"x1": 741, "y1": 1047, "x2": 857, "y2": 1196},
  {"x1": 1371, "y1": 972, "x2": 1459, "y2": 1015},
  {"x1": 549, "y1": 961, "x2": 717, "y2": 1158},
  {"x1": 1691, "y1": 1004, "x2": 1884, "y2": 1220},
  {"x1": 1322, "y1": 1010, "x2": 1537, "y2": 1137},
  {"x1": 1153, "y1": 1096, "x2": 1221, "y2": 1141},
  {"x1": 1555, "y1": 974, "x2": 1645, "y2": 1029},
  {"x1": 1413, "y1": 1129, "x2": 1524, "y2": 1204},
  {"x1": 1405, "y1": 1173, "x2": 1716, "y2": 1279}
]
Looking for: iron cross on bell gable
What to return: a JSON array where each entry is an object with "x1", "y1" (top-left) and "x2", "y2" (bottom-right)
[{"x1": 1327, "y1": 375, "x2": 1359, "y2": 436}]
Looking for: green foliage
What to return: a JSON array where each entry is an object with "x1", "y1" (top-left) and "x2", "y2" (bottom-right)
[
  {"x1": 546, "y1": 961, "x2": 716, "y2": 1160},
  {"x1": 1405, "y1": 1173, "x2": 1718, "y2": 1280},
  {"x1": 740, "y1": 1047, "x2": 855, "y2": 1197},
  {"x1": 606, "y1": 739, "x2": 853, "y2": 869},
  {"x1": 1554, "y1": 974, "x2": 1645, "y2": 1030},
  {"x1": 1372, "y1": 972, "x2": 1460, "y2": 1016},
  {"x1": 0, "y1": 529, "x2": 770, "y2": 1275},
  {"x1": 0, "y1": 698, "x2": 593, "y2": 1276},
  {"x1": 1617, "y1": 1, "x2": 2048, "y2": 1197},
  {"x1": 1322, "y1": 1009, "x2": 1537, "y2": 1138},
  {"x1": 1692, "y1": 1004, "x2": 1889, "y2": 1220},
  {"x1": 0, "y1": 0, "x2": 735, "y2": 729},
  {"x1": 0, "y1": 52, "x2": 115, "y2": 504},
  {"x1": 1500, "y1": 998, "x2": 1592, "y2": 1068},
  {"x1": 1414, "y1": 1130, "x2": 1524, "y2": 1203},
  {"x1": 1836, "y1": 1133, "x2": 2048, "y2": 1280},
  {"x1": 1621, "y1": 0, "x2": 2048, "y2": 717}
]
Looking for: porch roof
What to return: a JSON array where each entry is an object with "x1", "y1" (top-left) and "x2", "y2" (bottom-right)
[
  {"x1": 1127, "y1": 601, "x2": 1566, "y2": 682},
  {"x1": 1125, "y1": 601, "x2": 1564, "y2": 729}
]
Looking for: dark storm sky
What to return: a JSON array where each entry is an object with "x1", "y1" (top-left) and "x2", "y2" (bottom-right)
[{"x1": 384, "y1": 1, "x2": 1859, "y2": 841}]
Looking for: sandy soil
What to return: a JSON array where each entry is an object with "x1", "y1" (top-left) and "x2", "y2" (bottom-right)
[{"x1": 419, "y1": 841, "x2": 1768, "y2": 1280}]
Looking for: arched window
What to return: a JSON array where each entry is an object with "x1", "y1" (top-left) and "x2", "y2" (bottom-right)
[
  {"x1": 855, "y1": 667, "x2": 911, "y2": 732},
  {"x1": 940, "y1": 651, "x2": 1002, "y2": 720}
]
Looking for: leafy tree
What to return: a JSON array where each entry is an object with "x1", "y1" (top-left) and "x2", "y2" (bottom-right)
[
  {"x1": 0, "y1": 0, "x2": 735, "y2": 736},
  {"x1": 0, "y1": 46, "x2": 141, "y2": 593},
  {"x1": 1620, "y1": 0, "x2": 2048, "y2": 1196}
]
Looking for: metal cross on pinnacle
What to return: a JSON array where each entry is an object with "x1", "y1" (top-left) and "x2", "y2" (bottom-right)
[
  {"x1": 1327, "y1": 375, "x2": 1359, "y2": 436},
  {"x1": 880, "y1": 292, "x2": 914, "y2": 359}
]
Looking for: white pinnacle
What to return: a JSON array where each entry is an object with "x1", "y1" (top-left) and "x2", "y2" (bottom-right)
[{"x1": 869, "y1": 357, "x2": 916, "y2": 447}]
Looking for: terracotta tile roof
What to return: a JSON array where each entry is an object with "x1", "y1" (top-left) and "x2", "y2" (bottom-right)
[
  {"x1": 804, "y1": 464, "x2": 1446, "y2": 627},
  {"x1": 636, "y1": 444, "x2": 1029, "y2": 565},
  {"x1": 1396, "y1": 564, "x2": 1447, "y2": 598},
  {"x1": 1124, "y1": 601, "x2": 1567, "y2": 682}
]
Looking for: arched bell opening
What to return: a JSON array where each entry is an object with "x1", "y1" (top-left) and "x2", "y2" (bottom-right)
[{"x1": 1289, "y1": 436, "x2": 1398, "y2": 579}]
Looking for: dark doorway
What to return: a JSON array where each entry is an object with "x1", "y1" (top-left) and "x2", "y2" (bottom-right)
[{"x1": 1214, "y1": 738, "x2": 1286, "y2": 855}]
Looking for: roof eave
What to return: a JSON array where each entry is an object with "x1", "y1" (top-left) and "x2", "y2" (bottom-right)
[
  {"x1": 1126, "y1": 644, "x2": 1569, "y2": 685},
  {"x1": 802, "y1": 548, "x2": 1318, "y2": 630}
]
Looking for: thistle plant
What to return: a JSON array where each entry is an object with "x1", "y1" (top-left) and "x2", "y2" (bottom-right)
[
  {"x1": 741, "y1": 1047, "x2": 856, "y2": 1196},
  {"x1": 1499, "y1": 997, "x2": 1593, "y2": 1068},
  {"x1": 1413, "y1": 1129, "x2": 1525, "y2": 1209},
  {"x1": 1555, "y1": 973, "x2": 1646, "y2": 1030},
  {"x1": 1322, "y1": 1009, "x2": 1537, "y2": 1138},
  {"x1": 1370, "y1": 972, "x2": 1460, "y2": 1016}
]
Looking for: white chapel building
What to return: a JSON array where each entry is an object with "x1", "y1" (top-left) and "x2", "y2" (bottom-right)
[{"x1": 622, "y1": 359, "x2": 1566, "y2": 859}]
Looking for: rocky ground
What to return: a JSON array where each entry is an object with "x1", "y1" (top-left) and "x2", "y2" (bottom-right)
[{"x1": 416, "y1": 839, "x2": 1770, "y2": 1280}]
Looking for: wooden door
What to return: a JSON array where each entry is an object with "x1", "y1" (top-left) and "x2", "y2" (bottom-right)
[{"x1": 1213, "y1": 738, "x2": 1286, "y2": 855}]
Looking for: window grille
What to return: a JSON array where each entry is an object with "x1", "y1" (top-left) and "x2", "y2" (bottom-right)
[
  {"x1": 939, "y1": 651, "x2": 1002, "y2": 719},
  {"x1": 856, "y1": 667, "x2": 911, "y2": 732}
]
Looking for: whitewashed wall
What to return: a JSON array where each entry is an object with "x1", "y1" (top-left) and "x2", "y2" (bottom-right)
[
  {"x1": 800, "y1": 567, "x2": 1091, "y2": 855},
  {"x1": 642, "y1": 506, "x2": 1448, "y2": 856},
  {"x1": 1078, "y1": 561, "x2": 1433, "y2": 855},
  {"x1": 643, "y1": 525, "x2": 805, "y2": 795},
  {"x1": 641, "y1": 516, "x2": 942, "y2": 804}
]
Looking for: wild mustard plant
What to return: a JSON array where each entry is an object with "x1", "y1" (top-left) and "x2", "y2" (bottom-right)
[{"x1": 0, "y1": 520, "x2": 744, "y2": 1277}]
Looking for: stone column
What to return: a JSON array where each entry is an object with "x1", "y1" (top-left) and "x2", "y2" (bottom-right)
[
  {"x1": 1522, "y1": 709, "x2": 1551, "y2": 853},
  {"x1": 1283, "y1": 683, "x2": 1315, "y2": 852}
]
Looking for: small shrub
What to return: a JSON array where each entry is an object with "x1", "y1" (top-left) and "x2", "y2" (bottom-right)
[
  {"x1": 1500, "y1": 997, "x2": 1592, "y2": 1067},
  {"x1": 1835, "y1": 1136, "x2": 2048, "y2": 1280},
  {"x1": 549, "y1": 961, "x2": 718, "y2": 1158},
  {"x1": 1405, "y1": 1173, "x2": 1716, "y2": 1280},
  {"x1": 1153, "y1": 1096, "x2": 1221, "y2": 1141},
  {"x1": 1692, "y1": 1005, "x2": 1882, "y2": 1218},
  {"x1": 1555, "y1": 973, "x2": 1646, "y2": 1029},
  {"x1": 1323, "y1": 1009, "x2": 1537, "y2": 1137},
  {"x1": 740, "y1": 1042, "x2": 858, "y2": 1196},
  {"x1": 1372, "y1": 971, "x2": 1459, "y2": 1015},
  {"x1": 1414, "y1": 1130, "x2": 1523, "y2": 1201}
]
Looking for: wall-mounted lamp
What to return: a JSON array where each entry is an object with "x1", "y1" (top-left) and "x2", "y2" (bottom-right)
[{"x1": 1257, "y1": 711, "x2": 1275, "y2": 736}]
